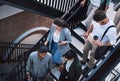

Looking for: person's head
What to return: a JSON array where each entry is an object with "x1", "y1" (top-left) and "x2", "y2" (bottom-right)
[
  {"x1": 53, "y1": 17, "x2": 65, "y2": 29},
  {"x1": 63, "y1": 49, "x2": 77, "y2": 60},
  {"x1": 38, "y1": 45, "x2": 49, "y2": 59},
  {"x1": 93, "y1": 10, "x2": 108, "y2": 25}
]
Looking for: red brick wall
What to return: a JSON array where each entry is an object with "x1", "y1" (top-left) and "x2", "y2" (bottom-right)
[{"x1": 0, "y1": 11, "x2": 54, "y2": 42}]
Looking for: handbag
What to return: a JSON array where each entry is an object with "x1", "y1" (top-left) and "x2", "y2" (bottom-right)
[{"x1": 94, "y1": 25, "x2": 115, "y2": 60}]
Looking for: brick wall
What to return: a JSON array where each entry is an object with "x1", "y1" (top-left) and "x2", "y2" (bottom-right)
[{"x1": 0, "y1": 11, "x2": 54, "y2": 42}]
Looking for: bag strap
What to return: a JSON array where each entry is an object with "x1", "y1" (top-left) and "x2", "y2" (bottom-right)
[{"x1": 100, "y1": 25, "x2": 115, "y2": 41}]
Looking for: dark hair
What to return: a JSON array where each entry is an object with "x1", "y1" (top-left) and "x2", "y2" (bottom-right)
[
  {"x1": 38, "y1": 45, "x2": 49, "y2": 53},
  {"x1": 53, "y1": 17, "x2": 65, "y2": 27},
  {"x1": 63, "y1": 49, "x2": 77, "y2": 59},
  {"x1": 93, "y1": 10, "x2": 106, "y2": 21}
]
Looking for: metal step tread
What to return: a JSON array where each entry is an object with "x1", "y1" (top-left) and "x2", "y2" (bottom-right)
[
  {"x1": 73, "y1": 27, "x2": 86, "y2": 39},
  {"x1": 71, "y1": 35, "x2": 84, "y2": 54}
]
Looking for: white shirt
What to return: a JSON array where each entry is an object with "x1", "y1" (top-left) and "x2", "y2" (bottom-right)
[
  {"x1": 65, "y1": 59, "x2": 74, "y2": 72},
  {"x1": 90, "y1": 0, "x2": 101, "y2": 7},
  {"x1": 53, "y1": 30, "x2": 60, "y2": 43},
  {"x1": 91, "y1": 20, "x2": 117, "y2": 45}
]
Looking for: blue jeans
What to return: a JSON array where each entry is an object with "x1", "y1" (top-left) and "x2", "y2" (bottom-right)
[
  {"x1": 53, "y1": 50, "x2": 62, "y2": 64},
  {"x1": 51, "y1": 41, "x2": 58, "y2": 55},
  {"x1": 51, "y1": 41, "x2": 62, "y2": 64}
]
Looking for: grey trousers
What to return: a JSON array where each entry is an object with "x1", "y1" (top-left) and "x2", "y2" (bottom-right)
[
  {"x1": 84, "y1": 4, "x2": 98, "y2": 28},
  {"x1": 82, "y1": 39, "x2": 97, "y2": 68}
]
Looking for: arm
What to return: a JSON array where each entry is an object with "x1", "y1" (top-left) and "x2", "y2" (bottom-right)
[
  {"x1": 80, "y1": 0, "x2": 86, "y2": 7},
  {"x1": 59, "y1": 28, "x2": 72, "y2": 45},
  {"x1": 48, "y1": 54, "x2": 52, "y2": 72},
  {"x1": 44, "y1": 23, "x2": 54, "y2": 45},
  {"x1": 95, "y1": 27, "x2": 117, "y2": 46},
  {"x1": 95, "y1": 40, "x2": 112, "y2": 46},
  {"x1": 106, "y1": 27, "x2": 117, "y2": 46},
  {"x1": 26, "y1": 54, "x2": 33, "y2": 80},
  {"x1": 84, "y1": 24, "x2": 94, "y2": 39},
  {"x1": 64, "y1": 28, "x2": 72, "y2": 43},
  {"x1": 26, "y1": 54, "x2": 32, "y2": 72}
]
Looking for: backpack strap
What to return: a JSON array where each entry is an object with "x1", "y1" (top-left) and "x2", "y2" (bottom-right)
[{"x1": 100, "y1": 25, "x2": 115, "y2": 41}]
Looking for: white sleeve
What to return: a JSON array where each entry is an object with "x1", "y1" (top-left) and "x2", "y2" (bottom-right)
[{"x1": 107, "y1": 27, "x2": 117, "y2": 45}]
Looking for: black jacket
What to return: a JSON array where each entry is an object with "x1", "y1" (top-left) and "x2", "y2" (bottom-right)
[{"x1": 59, "y1": 58, "x2": 82, "y2": 81}]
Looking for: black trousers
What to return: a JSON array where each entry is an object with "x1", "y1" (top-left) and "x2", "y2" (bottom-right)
[{"x1": 59, "y1": 68, "x2": 72, "y2": 81}]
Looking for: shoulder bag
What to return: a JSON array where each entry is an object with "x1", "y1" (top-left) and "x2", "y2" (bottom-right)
[{"x1": 94, "y1": 25, "x2": 115, "y2": 60}]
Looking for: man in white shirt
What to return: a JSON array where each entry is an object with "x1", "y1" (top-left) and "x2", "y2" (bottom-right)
[
  {"x1": 81, "y1": 10, "x2": 117, "y2": 71},
  {"x1": 81, "y1": 0, "x2": 111, "y2": 29}
]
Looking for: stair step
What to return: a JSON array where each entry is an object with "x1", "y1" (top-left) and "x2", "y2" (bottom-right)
[
  {"x1": 73, "y1": 27, "x2": 86, "y2": 39},
  {"x1": 51, "y1": 67, "x2": 60, "y2": 80},
  {"x1": 71, "y1": 36, "x2": 84, "y2": 54}
]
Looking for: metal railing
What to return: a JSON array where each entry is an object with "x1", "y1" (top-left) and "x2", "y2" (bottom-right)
[
  {"x1": 62, "y1": 0, "x2": 88, "y2": 30},
  {"x1": 81, "y1": 42, "x2": 120, "y2": 81},
  {"x1": 0, "y1": 42, "x2": 34, "y2": 63},
  {"x1": 31, "y1": 0, "x2": 77, "y2": 12},
  {"x1": 1, "y1": 32, "x2": 48, "y2": 81}
]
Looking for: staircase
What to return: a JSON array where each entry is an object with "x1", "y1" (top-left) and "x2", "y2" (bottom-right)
[
  {"x1": 0, "y1": 42, "x2": 35, "y2": 81},
  {"x1": 0, "y1": 0, "x2": 120, "y2": 81}
]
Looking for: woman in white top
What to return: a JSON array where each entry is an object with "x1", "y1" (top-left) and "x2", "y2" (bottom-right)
[{"x1": 44, "y1": 17, "x2": 72, "y2": 65}]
